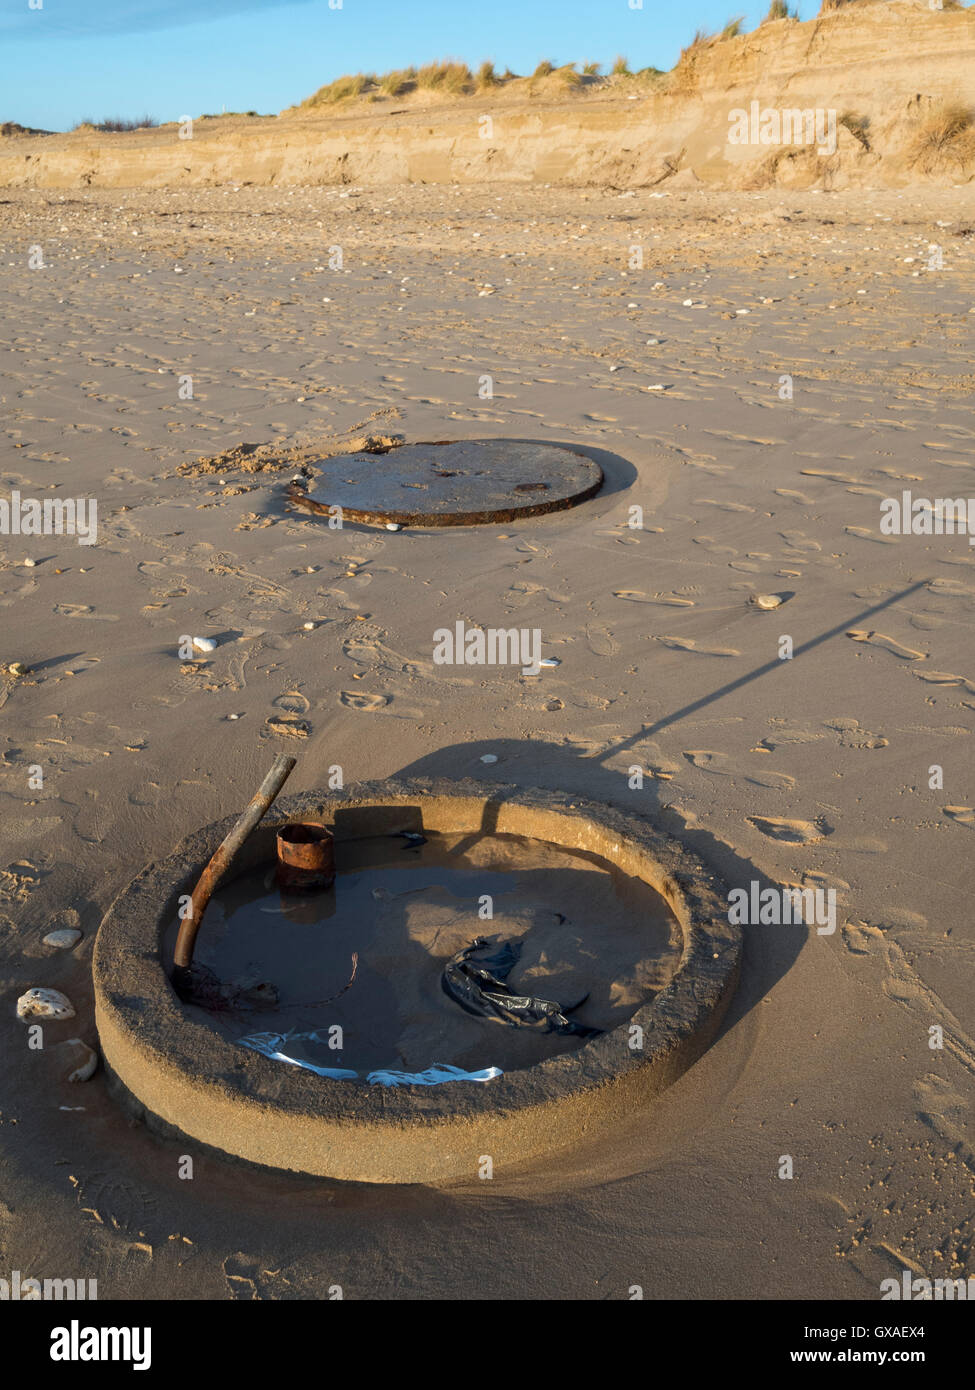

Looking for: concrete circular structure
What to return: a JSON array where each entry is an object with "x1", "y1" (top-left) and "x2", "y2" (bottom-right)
[
  {"x1": 94, "y1": 780, "x2": 740, "y2": 1184},
  {"x1": 289, "y1": 440, "x2": 603, "y2": 527}
]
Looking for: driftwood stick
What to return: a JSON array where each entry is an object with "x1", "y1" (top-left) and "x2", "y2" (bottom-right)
[{"x1": 173, "y1": 754, "x2": 297, "y2": 974}]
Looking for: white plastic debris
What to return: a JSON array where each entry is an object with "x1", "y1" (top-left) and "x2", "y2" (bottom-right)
[
  {"x1": 62, "y1": 1039, "x2": 98, "y2": 1083},
  {"x1": 192, "y1": 636, "x2": 217, "y2": 653},
  {"x1": 368, "y1": 1064, "x2": 501, "y2": 1087},
  {"x1": 238, "y1": 1031, "x2": 501, "y2": 1085},
  {"x1": 17, "y1": 987, "x2": 76, "y2": 1021},
  {"x1": 42, "y1": 928, "x2": 82, "y2": 950}
]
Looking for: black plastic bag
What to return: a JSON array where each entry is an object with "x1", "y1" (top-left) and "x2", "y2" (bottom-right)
[{"x1": 442, "y1": 937, "x2": 600, "y2": 1037}]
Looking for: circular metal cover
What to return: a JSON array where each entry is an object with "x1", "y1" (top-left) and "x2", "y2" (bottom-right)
[{"x1": 290, "y1": 439, "x2": 603, "y2": 527}]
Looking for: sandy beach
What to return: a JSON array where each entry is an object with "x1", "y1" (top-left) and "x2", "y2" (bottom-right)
[{"x1": 1, "y1": 1, "x2": 975, "y2": 1306}]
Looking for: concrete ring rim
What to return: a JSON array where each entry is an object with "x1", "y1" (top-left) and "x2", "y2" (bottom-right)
[{"x1": 94, "y1": 778, "x2": 741, "y2": 1181}]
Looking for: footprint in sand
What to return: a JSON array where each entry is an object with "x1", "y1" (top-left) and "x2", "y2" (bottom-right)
[
  {"x1": 53, "y1": 603, "x2": 119, "y2": 621},
  {"x1": 585, "y1": 625, "x2": 619, "y2": 657},
  {"x1": 913, "y1": 669, "x2": 975, "y2": 694},
  {"x1": 943, "y1": 806, "x2": 975, "y2": 827},
  {"x1": 654, "y1": 635, "x2": 740, "y2": 657},
  {"x1": 844, "y1": 526, "x2": 897, "y2": 545},
  {"x1": 747, "y1": 815, "x2": 830, "y2": 844},
  {"x1": 613, "y1": 591, "x2": 695, "y2": 607},
  {"x1": 273, "y1": 691, "x2": 310, "y2": 715},
  {"x1": 846, "y1": 630, "x2": 926, "y2": 661},
  {"x1": 683, "y1": 750, "x2": 795, "y2": 788},
  {"x1": 339, "y1": 691, "x2": 389, "y2": 711},
  {"x1": 822, "y1": 717, "x2": 889, "y2": 750},
  {"x1": 263, "y1": 715, "x2": 310, "y2": 739}
]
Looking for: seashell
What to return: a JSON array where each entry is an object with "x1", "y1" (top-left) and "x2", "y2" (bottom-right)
[
  {"x1": 42, "y1": 929, "x2": 82, "y2": 950},
  {"x1": 192, "y1": 636, "x2": 217, "y2": 653},
  {"x1": 17, "y1": 987, "x2": 75, "y2": 1021},
  {"x1": 62, "y1": 1039, "x2": 98, "y2": 1083}
]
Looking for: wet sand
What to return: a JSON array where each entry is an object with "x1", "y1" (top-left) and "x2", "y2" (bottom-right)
[{"x1": 178, "y1": 830, "x2": 680, "y2": 1073}]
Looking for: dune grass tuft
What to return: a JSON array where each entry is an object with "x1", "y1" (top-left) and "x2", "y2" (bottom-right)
[{"x1": 907, "y1": 101, "x2": 975, "y2": 171}]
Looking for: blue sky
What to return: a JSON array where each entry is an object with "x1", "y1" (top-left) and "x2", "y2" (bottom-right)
[{"x1": 2, "y1": 0, "x2": 812, "y2": 132}]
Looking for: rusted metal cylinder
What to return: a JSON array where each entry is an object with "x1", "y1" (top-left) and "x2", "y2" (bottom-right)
[{"x1": 276, "y1": 822, "x2": 335, "y2": 891}]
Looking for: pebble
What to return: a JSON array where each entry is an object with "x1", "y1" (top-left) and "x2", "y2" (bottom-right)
[
  {"x1": 192, "y1": 636, "x2": 217, "y2": 653},
  {"x1": 42, "y1": 928, "x2": 82, "y2": 950},
  {"x1": 647, "y1": 384, "x2": 672, "y2": 391},
  {"x1": 16, "y1": 987, "x2": 76, "y2": 1021},
  {"x1": 6, "y1": 662, "x2": 30, "y2": 677},
  {"x1": 480, "y1": 754, "x2": 499, "y2": 764},
  {"x1": 752, "y1": 594, "x2": 782, "y2": 610},
  {"x1": 61, "y1": 1039, "x2": 98, "y2": 1083},
  {"x1": 386, "y1": 523, "x2": 402, "y2": 531},
  {"x1": 646, "y1": 338, "x2": 662, "y2": 346},
  {"x1": 23, "y1": 557, "x2": 36, "y2": 567},
  {"x1": 303, "y1": 622, "x2": 316, "y2": 630},
  {"x1": 539, "y1": 657, "x2": 561, "y2": 668}
]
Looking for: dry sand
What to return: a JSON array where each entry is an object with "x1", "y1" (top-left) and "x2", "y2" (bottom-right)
[{"x1": 1, "y1": 167, "x2": 974, "y2": 1297}]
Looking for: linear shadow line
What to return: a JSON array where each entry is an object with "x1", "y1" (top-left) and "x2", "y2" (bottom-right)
[{"x1": 601, "y1": 578, "x2": 931, "y2": 754}]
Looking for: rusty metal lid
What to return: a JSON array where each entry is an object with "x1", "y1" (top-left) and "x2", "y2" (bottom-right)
[{"x1": 289, "y1": 439, "x2": 603, "y2": 527}]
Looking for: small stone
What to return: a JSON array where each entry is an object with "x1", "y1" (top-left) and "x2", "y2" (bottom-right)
[
  {"x1": 752, "y1": 594, "x2": 782, "y2": 610},
  {"x1": 62, "y1": 1039, "x2": 98, "y2": 1083},
  {"x1": 303, "y1": 622, "x2": 316, "y2": 630},
  {"x1": 43, "y1": 928, "x2": 82, "y2": 950},
  {"x1": 228, "y1": 713, "x2": 241, "y2": 720},
  {"x1": 192, "y1": 636, "x2": 217, "y2": 653},
  {"x1": 17, "y1": 987, "x2": 76, "y2": 1021},
  {"x1": 386, "y1": 523, "x2": 402, "y2": 531},
  {"x1": 539, "y1": 657, "x2": 561, "y2": 668},
  {"x1": 646, "y1": 338, "x2": 661, "y2": 346},
  {"x1": 6, "y1": 662, "x2": 30, "y2": 677},
  {"x1": 480, "y1": 754, "x2": 499, "y2": 764},
  {"x1": 23, "y1": 557, "x2": 36, "y2": 567}
]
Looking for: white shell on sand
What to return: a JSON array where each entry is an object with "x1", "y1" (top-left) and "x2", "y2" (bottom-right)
[
  {"x1": 752, "y1": 594, "x2": 782, "y2": 610},
  {"x1": 192, "y1": 636, "x2": 218, "y2": 653},
  {"x1": 16, "y1": 987, "x2": 76, "y2": 1021},
  {"x1": 43, "y1": 928, "x2": 82, "y2": 950},
  {"x1": 62, "y1": 1039, "x2": 98, "y2": 1083}
]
